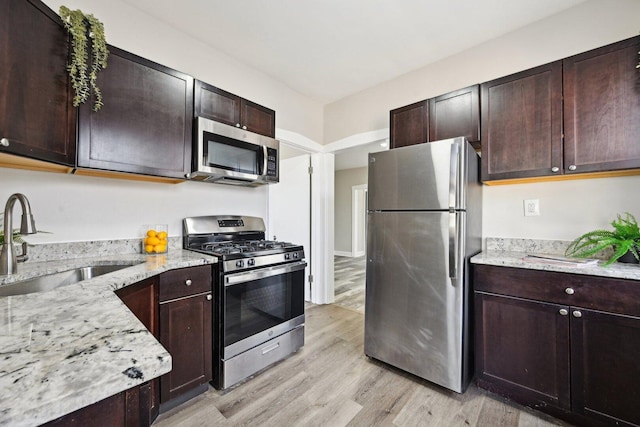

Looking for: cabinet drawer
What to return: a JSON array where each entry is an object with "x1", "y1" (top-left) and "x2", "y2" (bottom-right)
[
  {"x1": 474, "y1": 264, "x2": 640, "y2": 317},
  {"x1": 159, "y1": 265, "x2": 212, "y2": 302}
]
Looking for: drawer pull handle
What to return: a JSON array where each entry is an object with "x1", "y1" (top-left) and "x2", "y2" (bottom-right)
[
  {"x1": 206, "y1": 294, "x2": 212, "y2": 301},
  {"x1": 573, "y1": 310, "x2": 582, "y2": 318},
  {"x1": 551, "y1": 166, "x2": 559, "y2": 173},
  {"x1": 261, "y1": 342, "x2": 280, "y2": 355},
  {"x1": 559, "y1": 309, "x2": 568, "y2": 316},
  {"x1": 564, "y1": 287, "x2": 574, "y2": 295},
  {"x1": 185, "y1": 279, "x2": 192, "y2": 286},
  {"x1": 0, "y1": 138, "x2": 9, "y2": 147}
]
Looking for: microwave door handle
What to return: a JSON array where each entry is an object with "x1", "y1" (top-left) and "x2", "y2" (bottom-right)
[{"x1": 262, "y1": 145, "x2": 268, "y2": 176}]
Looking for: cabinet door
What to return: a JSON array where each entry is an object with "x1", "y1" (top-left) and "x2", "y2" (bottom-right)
[
  {"x1": 481, "y1": 61, "x2": 562, "y2": 181},
  {"x1": 0, "y1": 0, "x2": 76, "y2": 166},
  {"x1": 77, "y1": 46, "x2": 193, "y2": 179},
  {"x1": 475, "y1": 292, "x2": 571, "y2": 410},
  {"x1": 43, "y1": 383, "x2": 151, "y2": 427},
  {"x1": 389, "y1": 101, "x2": 428, "y2": 149},
  {"x1": 241, "y1": 99, "x2": 276, "y2": 137},
  {"x1": 194, "y1": 81, "x2": 241, "y2": 128},
  {"x1": 159, "y1": 293, "x2": 212, "y2": 403},
  {"x1": 429, "y1": 85, "x2": 479, "y2": 146},
  {"x1": 563, "y1": 36, "x2": 640, "y2": 175},
  {"x1": 115, "y1": 278, "x2": 159, "y2": 423},
  {"x1": 571, "y1": 308, "x2": 640, "y2": 427}
]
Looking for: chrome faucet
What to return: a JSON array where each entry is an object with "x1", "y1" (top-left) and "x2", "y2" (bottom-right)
[{"x1": 0, "y1": 193, "x2": 37, "y2": 275}]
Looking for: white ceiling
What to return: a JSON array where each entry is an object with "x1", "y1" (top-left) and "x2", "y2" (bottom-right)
[
  {"x1": 118, "y1": 0, "x2": 587, "y2": 170},
  {"x1": 119, "y1": 0, "x2": 587, "y2": 104}
]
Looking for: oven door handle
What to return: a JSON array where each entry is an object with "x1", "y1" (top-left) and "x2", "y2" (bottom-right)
[{"x1": 225, "y1": 260, "x2": 307, "y2": 286}]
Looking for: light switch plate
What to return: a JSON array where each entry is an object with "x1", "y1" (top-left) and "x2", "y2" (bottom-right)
[{"x1": 524, "y1": 199, "x2": 540, "y2": 216}]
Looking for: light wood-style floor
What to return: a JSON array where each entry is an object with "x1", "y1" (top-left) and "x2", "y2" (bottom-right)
[
  {"x1": 334, "y1": 255, "x2": 366, "y2": 313},
  {"x1": 154, "y1": 302, "x2": 567, "y2": 426}
]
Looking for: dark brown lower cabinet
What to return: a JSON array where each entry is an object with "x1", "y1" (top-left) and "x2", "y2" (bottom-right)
[
  {"x1": 43, "y1": 382, "x2": 150, "y2": 427},
  {"x1": 159, "y1": 292, "x2": 212, "y2": 403},
  {"x1": 571, "y1": 309, "x2": 640, "y2": 426},
  {"x1": 475, "y1": 264, "x2": 640, "y2": 427},
  {"x1": 115, "y1": 277, "x2": 160, "y2": 423},
  {"x1": 475, "y1": 293, "x2": 571, "y2": 410},
  {"x1": 158, "y1": 266, "x2": 213, "y2": 405}
]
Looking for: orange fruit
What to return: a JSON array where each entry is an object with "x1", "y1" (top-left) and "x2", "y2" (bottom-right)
[
  {"x1": 157, "y1": 231, "x2": 168, "y2": 240},
  {"x1": 146, "y1": 236, "x2": 160, "y2": 246},
  {"x1": 145, "y1": 244, "x2": 154, "y2": 253},
  {"x1": 154, "y1": 244, "x2": 166, "y2": 253},
  {"x1": 146, "y1": 229, "x2": 157, "y2": 238}
]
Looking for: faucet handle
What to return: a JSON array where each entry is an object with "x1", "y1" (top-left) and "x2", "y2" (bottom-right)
[{"x1": 17, "y1": 242, "x2": 29, "y2": 263}]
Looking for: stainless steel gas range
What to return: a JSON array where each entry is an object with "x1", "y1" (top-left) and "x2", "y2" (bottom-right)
[{"x1": 183, "y1": 215, "x2": 306, "y2": 389}]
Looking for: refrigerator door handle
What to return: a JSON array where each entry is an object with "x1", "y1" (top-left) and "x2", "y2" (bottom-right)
[
  {"x1": 449, "y1": 212, "x2": 457, "y2": 279},
  {"x1": 448, "y1": 140, "x2": 459, "y2": 210}
]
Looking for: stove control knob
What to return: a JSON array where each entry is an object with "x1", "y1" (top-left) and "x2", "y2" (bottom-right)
[
  {"x1": 293, "y1": 252, "x2": 299, "y2": 259},
  {"x1": 248, "y1": 259, "x2": 255, "y2": 266},
  {"x1": 284, "y1": 253, "x2": 291, "y2": 260},
  {"x1": 236, "y1": 260, "x2": 244, "y2": 268}
]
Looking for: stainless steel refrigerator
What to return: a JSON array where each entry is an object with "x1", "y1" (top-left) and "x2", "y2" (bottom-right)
[{"x1": 364, "y1": 137, "x2": 482, "y2": 393}]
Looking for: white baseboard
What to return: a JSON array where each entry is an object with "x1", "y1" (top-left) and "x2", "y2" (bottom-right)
[
  {"x1": 352, "y1": 250, "x2": 365, "y2": 257},
  {"x1": 334, "y1": 251, "x2": 352, "y2": 257}
]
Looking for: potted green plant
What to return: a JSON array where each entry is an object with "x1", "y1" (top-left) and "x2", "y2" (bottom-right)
[
  {"x1": 565, "y1": 212, "x2": 640, "y2": 266},
  {"x1": 59, "y1": 6, "x2": 109, "y2": 111}
]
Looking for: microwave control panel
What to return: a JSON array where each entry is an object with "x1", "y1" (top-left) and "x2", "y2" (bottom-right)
[{"x1": 266, "y1": 147, "x2": 278, "y2": 177}]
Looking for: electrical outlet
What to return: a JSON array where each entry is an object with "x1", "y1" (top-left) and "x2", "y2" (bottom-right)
[{"x1": 524, "y1": 199, "x2": 540, "y2": 217}]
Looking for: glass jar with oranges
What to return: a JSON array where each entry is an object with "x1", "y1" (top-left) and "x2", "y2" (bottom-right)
[{"x1": 142, "y1": 224, "x2": 168, "y2": 254}]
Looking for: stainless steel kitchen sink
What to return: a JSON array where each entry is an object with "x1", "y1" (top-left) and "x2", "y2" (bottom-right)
[{"x1": 0, "y1": 264, "x2": 139, "y2": 297}]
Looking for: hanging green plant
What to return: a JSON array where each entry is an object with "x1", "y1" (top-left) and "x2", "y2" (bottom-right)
[{"x1": 59, "y1": 6, "x2": 109, "y2": 111}]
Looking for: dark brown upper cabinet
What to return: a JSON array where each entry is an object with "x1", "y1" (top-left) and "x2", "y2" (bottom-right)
[
  {"x1": 77, "y1": 45, "x2": 194, "y2": 179},
  {"x1": 0, "y1": 0, "x2": 76, "y2": 167},
  {"x1": 480, "y1": 61, "x2": 563, "y2": 182},
  {"x1": 563, "y1": 36, "x2": 640, "y2": 175},
  {"x1": 389, "y1": 100, "x2": 429, "y2": 149},
  {"x1": 482, "y1": 36, "x2": 640, "y2": 183},
  {"x1": 194, "y1": 80, "x2": 276, "y2": 138},
  {"x1": 429, "y1": 85, "x2": 480, "y2": 148}
]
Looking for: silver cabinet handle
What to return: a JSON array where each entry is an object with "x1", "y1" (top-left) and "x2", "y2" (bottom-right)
[
  {"x1": 0, "y1": 138, "x2": 9, "y2": 147},
  {"x1": 242, "y1": 125, "x2": 247, "y2": 130},
  {"x1": 206, "y1": 294, "x2": 212, "y2": 301},
  {"x1": 551, "y1": 166, "x2": 559, "y2": 173},
  {"x1": 573, "y1": 310, "x2": 582, "y2": 318},
  {"x1": 185, "y1": 279, "x2": 192, "y2": 286},
  {"x1": 235, "y1": 123, "x2": 241, "y2": 128},
  {"x1": 565, "y1": 287, "x2": 574, "y2": 295},
  {"x1": 568, "y1": 165, "x2": 577, "y2": 171},
  {"x1": 559, "y1": 309, "x2": 568, "y2": 316}
]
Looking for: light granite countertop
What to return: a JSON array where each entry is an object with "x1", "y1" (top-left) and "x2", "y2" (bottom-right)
[
  {"x1": 0, "y1": 247, "x2": 216, "y2": 427},
  {"x1": 472, "y1": 238, "x2": 640, "y2": 281}
]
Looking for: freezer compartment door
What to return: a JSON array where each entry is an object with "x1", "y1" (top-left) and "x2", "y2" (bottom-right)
[
  {"x1": 364, "y1": 211, "x2": 467, "y2": 392},
  {"x1": 368, "y1": 138, "x2": 467, "y2": 211}
]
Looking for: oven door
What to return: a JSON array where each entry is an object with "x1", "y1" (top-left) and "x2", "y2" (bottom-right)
[{"x1": 222, "y1": 260, "x2": 306, "y2": 359}]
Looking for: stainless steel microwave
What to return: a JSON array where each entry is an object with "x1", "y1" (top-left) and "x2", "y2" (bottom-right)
[{"x1": 187, "y1": 117, "x2": 279, "y2": 186}]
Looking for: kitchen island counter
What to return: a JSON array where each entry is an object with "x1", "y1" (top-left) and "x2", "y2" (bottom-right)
[{"x1": 0, "y1": 249, "x2": 216, "y2": 427}]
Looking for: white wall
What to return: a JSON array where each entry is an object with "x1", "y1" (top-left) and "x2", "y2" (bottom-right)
[
  {"x1": 323, "y1": 0, "x2": 640, "y2": 241},
  {"x1": 0, "y1": 168, "x2": 266, "y2": 242},
  {"x1": 3, "y1": 0, "x2": 323, "y2": 244}
]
